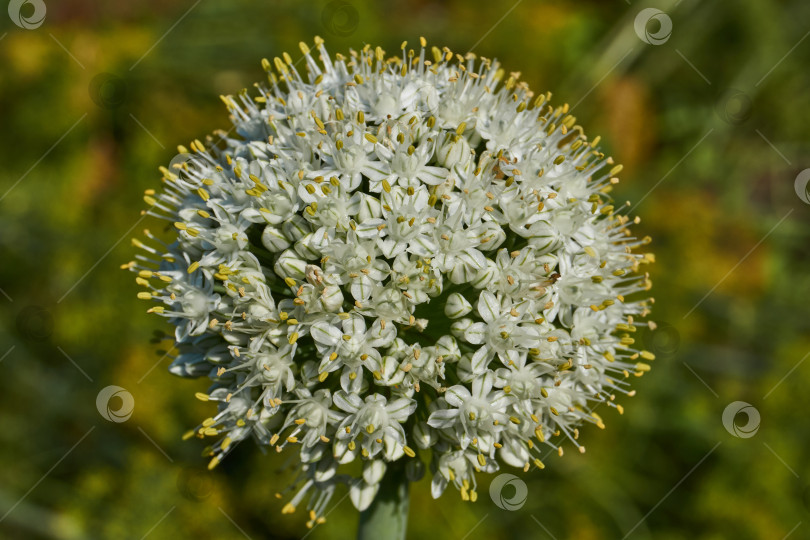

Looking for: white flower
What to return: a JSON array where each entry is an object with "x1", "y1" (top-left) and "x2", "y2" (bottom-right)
[
  {"x1": 311, "y1": 314, "x2": 395, "y2": 393},
  {"x1": 278, "y1": 388, "x2": 343, "y2": 454},
  {"x1": 333, "y1": 392, "x2": 417, "y2": 464},
  {"x1": 428, "y1": 372, "x2": 511, "y2": 452},
  {"x1": 128, "y1": 37, "x2": 655, "y2": 526},
  {"x1": 430, "y1": 448, "x2": 497, "y2": 501}
]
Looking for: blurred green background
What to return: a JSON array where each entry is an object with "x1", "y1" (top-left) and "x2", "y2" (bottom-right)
[{"x1": 1, "y1": 0, "x2": 809, "y2": 538}]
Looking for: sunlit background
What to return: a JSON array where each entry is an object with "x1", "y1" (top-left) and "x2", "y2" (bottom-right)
[{"x1": 1, "y1": 0, "x2": 809, "y2": 538}]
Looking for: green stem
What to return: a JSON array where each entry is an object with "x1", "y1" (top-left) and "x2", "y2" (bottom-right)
[{"x1": 357, "y1": 463, "x2": 410, "y2": 540}]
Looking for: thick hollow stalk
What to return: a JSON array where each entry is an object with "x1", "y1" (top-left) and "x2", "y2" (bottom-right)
[{"x1": 357, "y1": 464, "x2": 410, "y2": 540}]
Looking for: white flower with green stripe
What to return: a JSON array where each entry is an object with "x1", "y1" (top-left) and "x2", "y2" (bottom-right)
[{"x1": 128, "y1": 36, "x2": 655, "y2": 528}]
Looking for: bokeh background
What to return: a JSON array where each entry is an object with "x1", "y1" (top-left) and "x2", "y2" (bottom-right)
[{"x1": 1, "y1": 0, "x2": 809, "y2": 538}]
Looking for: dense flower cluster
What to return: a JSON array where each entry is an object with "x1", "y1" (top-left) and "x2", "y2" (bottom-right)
[{"x1": 128, "y1": 37, "x2": 654, "y2": 527}]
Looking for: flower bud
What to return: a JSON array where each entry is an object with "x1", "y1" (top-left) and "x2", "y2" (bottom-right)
[
  {"x1": 444, "y1": 292, "x2": 472, "y2": 319},
  {"x1": 436, "y1": 134, "x2": 471, "y2": 169}
]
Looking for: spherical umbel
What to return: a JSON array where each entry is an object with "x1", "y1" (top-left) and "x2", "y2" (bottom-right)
[{"x1": 127, "y1": 37, "x2": 654, "y2": 527}]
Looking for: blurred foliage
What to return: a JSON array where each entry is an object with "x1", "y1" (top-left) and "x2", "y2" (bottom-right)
[{"x1": 1, "y1": 0, "x2": 809, "y2": 538}]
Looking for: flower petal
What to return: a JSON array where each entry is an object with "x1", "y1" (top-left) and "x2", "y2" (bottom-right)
[
  {"x1": 444, "y1": 385, "x2": 471, "y2": 407},
  {"x1": 427, "y1": 408, "x2": 459, "y2": 429},
  {"x1": 310, "y1": 321, "x2": 341, "y2": 346},
  {"x1": 477, "y1": 291, "x2": 500, "y2": 323}
]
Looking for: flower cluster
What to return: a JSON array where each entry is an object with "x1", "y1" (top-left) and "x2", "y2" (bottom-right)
[{"x1": 127, "y1": 37, "x2": 654, "y2": 527}]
